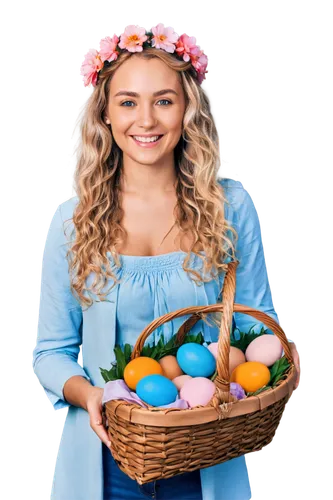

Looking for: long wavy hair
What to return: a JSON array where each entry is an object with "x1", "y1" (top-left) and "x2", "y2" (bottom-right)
[{"x1": 64, "y1": 47, "x2": 238, "y2": 331}]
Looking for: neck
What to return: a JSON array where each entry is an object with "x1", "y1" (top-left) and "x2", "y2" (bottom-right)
[{"x1": 120, "y1": 154, "x2": 178, "y2": 196}]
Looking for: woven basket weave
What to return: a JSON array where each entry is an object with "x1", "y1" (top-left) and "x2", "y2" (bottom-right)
[{"x1": 102, "y1": 260, "x2": 296, "y2": 485}]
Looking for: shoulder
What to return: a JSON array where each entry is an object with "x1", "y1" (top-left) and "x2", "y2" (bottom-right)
[
  {"x1": 48, "y1": 196, "x2": 79, "y2": 241},
  {"x1": 58, "y1": 195, "x2": 79, "y2": 222},
  {"x1": 217, "y1": 176, "x2": 248, "y2": 209},
  {"x1": 217, "y1": 177, "x2": 259, "y2": 233}
]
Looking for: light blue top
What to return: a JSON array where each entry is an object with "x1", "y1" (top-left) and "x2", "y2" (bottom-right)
[{"x1": 32, "y1": 178, "x2": 293, "y2": 500}]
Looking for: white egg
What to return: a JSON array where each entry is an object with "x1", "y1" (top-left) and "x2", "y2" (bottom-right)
[{"x1": 245, "y1": 334, "x2": 283, "y2": 367}]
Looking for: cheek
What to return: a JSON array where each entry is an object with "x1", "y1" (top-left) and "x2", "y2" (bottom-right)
[
  {"x1": 112, "y1": 114, "x2": 132, "y2": 131},
  {"x1": 163, "y1": 114, "x2": 183, "y2": 133},
  {"x1": 167, "y1": 106, "x2": 184, "y2": 130}
]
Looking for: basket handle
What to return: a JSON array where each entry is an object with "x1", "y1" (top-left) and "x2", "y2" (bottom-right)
[{"x1": 130, "y1": 260, "x2": 293, "y2": 405}]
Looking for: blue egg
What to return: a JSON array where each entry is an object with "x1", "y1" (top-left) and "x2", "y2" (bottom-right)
[
  {"x1": 176, "y1": 343, "x2": 216, "y2": 377},
  {"x1": 136, "y1": 374, "x2": 178, "y2": 407}
]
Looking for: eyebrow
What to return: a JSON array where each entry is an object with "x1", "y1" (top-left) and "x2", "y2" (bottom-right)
[{"x1": 113, "y1": 88, "x2": 178, "y2": 98}]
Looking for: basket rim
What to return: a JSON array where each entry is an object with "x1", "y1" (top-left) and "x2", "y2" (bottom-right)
[{"x1": 104, "y1": 364, "x2": 296, "y2": 427}]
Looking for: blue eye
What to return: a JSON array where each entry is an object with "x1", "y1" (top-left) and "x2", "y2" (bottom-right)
[
  {"x1": 158, "y1": 99, "x2": 172, "y2": 106},
  {"x1": 120, "y1": 99, "x2": 172, "y2": 107}
]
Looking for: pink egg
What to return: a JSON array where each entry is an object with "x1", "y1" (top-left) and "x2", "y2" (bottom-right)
[
  {"x1": 172, "y1": 374, "x2": 192, "y2": 390},
  {"x1": 180, "y1": 377, "x2": 216, "y2": 408},
  {"x1": 229, "y1": 346, "x2": 246, "y2": 376},
  {"x1": 245, "y1": 334, "x2": 283, "y2": 367},
  {"x1": 207, "y1": 342, "x2": 218, "y2": 359}
]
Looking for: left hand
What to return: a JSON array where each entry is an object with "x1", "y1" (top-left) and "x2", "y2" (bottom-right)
[{"x1": 289, "y1": 342, "x2": 300, "y2": 390}]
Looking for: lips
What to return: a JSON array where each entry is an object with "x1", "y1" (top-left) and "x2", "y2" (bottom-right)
[
  {"x1": 130, "y1": 135, "x2": 164, "y2": 140},
  {"x1": 130, "y1": 135, "x2": 164, "y2": 148}
]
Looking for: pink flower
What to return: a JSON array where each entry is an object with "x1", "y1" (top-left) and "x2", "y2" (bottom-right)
[
  {"x1": 175, "y1": 34, "x2": 200, "y2": 62},
  {"x1": 151, "y1": 23, "x2": 179, "y2": 53},
  {"x1": 118, "y1": 24, "x2": 148, "y2": 53},
  {"x1": 99, "y1": 35, "x2": 120, "y2": 63},
  {"x1": 80, "y1": 48, "x2": 104, "y2": 87},
  {"x1": 191, "y1": 51, "x2": 208, "y2": 83}
]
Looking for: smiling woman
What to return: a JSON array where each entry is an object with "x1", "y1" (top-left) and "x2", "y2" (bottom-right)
[
  {"x1": 103, "y1": 57, "x2": 187, "y2": 174},
  {"x1": 32, "y1": 22, "x2": 299, "y2": 500},
  {"x1": 71, "y1": 39, "x2": 238, "y2": 306}
]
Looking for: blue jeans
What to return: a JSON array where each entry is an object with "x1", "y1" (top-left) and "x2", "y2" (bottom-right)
[{"x1": 102, "y1": 443, "x2": 203, "y2": 499}]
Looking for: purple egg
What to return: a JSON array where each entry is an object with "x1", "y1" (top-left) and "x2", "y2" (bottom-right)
[{"x1": 230, "y1": 382, "x2": 246, "y2": 400}]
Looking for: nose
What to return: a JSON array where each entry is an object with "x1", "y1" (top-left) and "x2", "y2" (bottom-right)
[{"x1": 136, "y1": 102, "x2": 158, "y2": 129}]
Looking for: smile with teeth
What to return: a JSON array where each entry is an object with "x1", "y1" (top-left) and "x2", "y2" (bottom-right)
[{"x1": 132, "y1": 135, "x2": 163, "y2": 143}]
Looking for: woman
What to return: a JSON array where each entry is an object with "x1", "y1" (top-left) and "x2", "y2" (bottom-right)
[{"x1": 32, "y1": 24, "x2": 300, "y2": 500}]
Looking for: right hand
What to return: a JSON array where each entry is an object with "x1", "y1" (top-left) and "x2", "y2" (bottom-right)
[{"x1": 86, "y1": 387, "x2": 111, "y2": 449}]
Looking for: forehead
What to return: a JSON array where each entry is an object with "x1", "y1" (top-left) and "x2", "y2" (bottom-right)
[{"x1": 109, "y1": 56, "x2": 181, "y2": 95}]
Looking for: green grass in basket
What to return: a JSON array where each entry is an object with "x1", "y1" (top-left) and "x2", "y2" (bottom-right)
[
  {"x1": 99, "y1": 326, "x2": 291, "y2": 397},
  {"x1": 100, "y1": 331, "x2": 205, "y2": 383}
]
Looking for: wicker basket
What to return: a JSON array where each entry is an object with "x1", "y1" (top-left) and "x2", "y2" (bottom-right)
[{"x1": 102, "y1": 260, "x2": 296, "y2": 485}]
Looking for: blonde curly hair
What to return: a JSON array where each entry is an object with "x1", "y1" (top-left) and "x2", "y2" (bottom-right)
[{"x1": 64, "y1": 47, "x2": 238, "y2": 329}]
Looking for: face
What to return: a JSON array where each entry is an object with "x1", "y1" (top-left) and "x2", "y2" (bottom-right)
[{"x1": 104, "y1": 56, "x2": 186, "y2": 167}]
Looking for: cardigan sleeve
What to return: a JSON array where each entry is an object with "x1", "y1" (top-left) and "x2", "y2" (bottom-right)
[
  {"x1": 226, "y1": 181, "x2": 294, "y2": 344},
  {"x1": 32, "y1": 203, "x2": 91, "y2": 410}
]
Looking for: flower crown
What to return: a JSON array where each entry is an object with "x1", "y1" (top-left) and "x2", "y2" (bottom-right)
[{"x1": 80, "y1": 23, "x2": 208, "y2": 88}]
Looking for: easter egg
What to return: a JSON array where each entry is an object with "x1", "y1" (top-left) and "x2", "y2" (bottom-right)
[
  {"x1": 136, "y1": 374, "x2": 178, "y2": 407},
  {"x1": 158, "y1": 355, "x2": 184, "y2": 380},
  {"x1": 245, "y1": 334, "x2": 283, "y2": 367},
  {"x1": 180, "y1": 377, "x2": 216, "y2": 408},
  {"x1": 229, "y1": 346, "x2": 246, "y2": 376},
  {"x1": 176, "y1": 343, "x2": 216, "y2": 377},
  {"x1": 230, "y1": 361, "x2": 271, "y2": 393},
  {"x1": 207, "y1": 342, "x2": 218, "y2": 359},
  {"x1": 172, "y1": 374, "x2": 192, "y2": 390},
  {"x1": 124, "y1": 357, "x2": 163, "y2": 390},
  {"x1": 230, "y1": 382, "x2": 246, "y2": 400}
]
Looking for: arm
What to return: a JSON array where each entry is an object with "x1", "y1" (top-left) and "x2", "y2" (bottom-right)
[
  {"x1": 229, "y1": 181, "x2": 303, "y2": 390},
  {"x1": 228, "y1": 184, "x2": 294, "y2": 343},
  {"x1": 32, "y1": 203, "x2": 92, "y2": 410}
]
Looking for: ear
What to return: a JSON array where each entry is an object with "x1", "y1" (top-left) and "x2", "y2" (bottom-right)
[{"x1": 103, "y1": 113, "x2": 111, "y2": 125}]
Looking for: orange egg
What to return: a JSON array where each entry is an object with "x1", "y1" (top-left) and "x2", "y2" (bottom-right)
[
  {"x1": 230, "y1": 361, "x2": 271, "y2": 393},
  {"x1": 124, "y1": 357, "x2": 163, "y2": 390}
]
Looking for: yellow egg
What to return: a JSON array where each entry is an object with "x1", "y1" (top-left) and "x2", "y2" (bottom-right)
[{"x1": 158, "y1": 355, "x2": 184, "y2": 380}]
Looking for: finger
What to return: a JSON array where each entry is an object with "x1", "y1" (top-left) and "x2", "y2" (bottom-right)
[
  {"x1": 89, "y1": 410, "x2": 111, "y2": 448},
  {"x1": 92, "y1": 420, "x2": 111, "y2": 448},
  {"x1": 102, "y1": 410, "x2": 108, "y2": 429}
]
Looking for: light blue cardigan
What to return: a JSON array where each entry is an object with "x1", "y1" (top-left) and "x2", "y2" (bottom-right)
[{"x1": 33, "y1": 178, "x2": 293, "y2": 500}]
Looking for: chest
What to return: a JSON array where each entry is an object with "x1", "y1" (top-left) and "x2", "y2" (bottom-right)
[{"x1": 115, "y1": 193, "x2": 200, "y2": 256}]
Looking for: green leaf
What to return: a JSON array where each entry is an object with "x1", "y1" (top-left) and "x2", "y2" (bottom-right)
[
  {"x1": 99, "y1": 367, "x2": 110, "y2": 383},
  {"x1": 247, "y1": 385, "x2": 271, "y2": 397},
  {"x1": 99, "y1": 365, "x2": 119, "y2": 383},
  {"x1": 114, "y1": 345, "x2": 127, "y2": 379},
  {"x1": 123, "y1": 343, "x2": 132, "y2": 363},
  {"x1": 158, "y1": 335, "x2": 165, "y2": 348},
  {"x1": 230, "y1": 326, "x2": 267, "y2": 352},
  {"x1": 269, "y1": 360, "x2": 280, "y2": 380},
  {"x1": 149, "y1": 347, "x2": 159, "y2": 359},
  {"x1": 183, "y1": 332, "x2": 204, "y2": 345},
  {"x1": 164, "y1": 335, "x2": 178, "y2": 349},
  {"x1": 196, "y1": 332, "x2": 205, "y2": 344},
  {"x1": 141, "y1": 344, "x2": 154, "y2": 358},
  {"x1": 269, "y1": 356, "x2": 290, "y2": 386}
]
